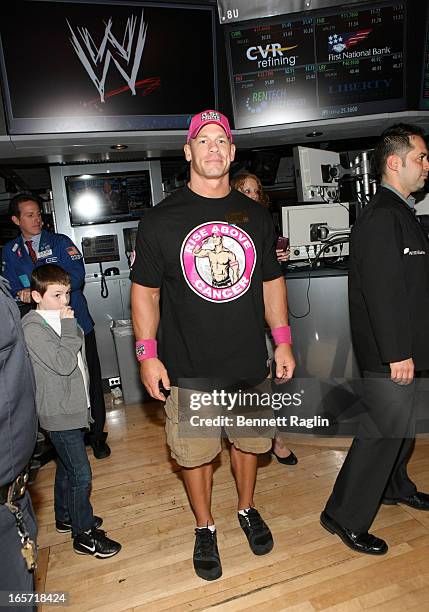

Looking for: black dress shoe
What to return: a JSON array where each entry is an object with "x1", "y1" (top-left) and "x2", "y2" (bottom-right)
[
  {"x1": 382, "y1": 491, "x2": 429, "y2": 511},
  {"x1": 91, "y1": 440, "x2": 111, "y2": 460},
  {"x1": 272, "y1": 449, "x2": 298, "y2": 465},
  {"x1": 320, "y1": 511, "x2": 388, "y2": 555}
]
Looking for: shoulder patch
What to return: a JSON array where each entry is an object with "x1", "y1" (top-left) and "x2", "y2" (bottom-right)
[{"x1": 66, "y1": 246, "x2": 80, "y2": 257}]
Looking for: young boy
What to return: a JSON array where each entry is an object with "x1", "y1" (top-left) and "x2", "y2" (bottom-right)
[{"x1": 22, "y1": 264, "x2": 121, "y2": 558}]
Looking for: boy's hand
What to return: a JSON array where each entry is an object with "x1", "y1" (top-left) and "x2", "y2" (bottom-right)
[{"x1": 60, "y1": 306, "x2": 74, "y2": 319}]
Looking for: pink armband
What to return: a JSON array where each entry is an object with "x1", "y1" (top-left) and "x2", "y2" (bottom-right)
[
  {"x1": 135, "y1": 339, "x2": 158, "y2": 361},
  {"x1": 271, "y1": 326, "x2": 292, "y2": 346}
]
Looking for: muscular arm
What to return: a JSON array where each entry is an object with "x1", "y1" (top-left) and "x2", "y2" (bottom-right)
[
  {"x1": 263, "y1": 277, "x2": 295, "y2": 380},
  {"x1": 193, "y1": 237, "x2": 211, "y2": 257},
  {"x1": 131, "y1": 283, "x2": 170, "y2": 400},
  {"x1": 229, "y1": 253, "x2": 239, "y2": 283},
  {"x1": 193, "y1": 247, "x2": 210, "y2": 257}
]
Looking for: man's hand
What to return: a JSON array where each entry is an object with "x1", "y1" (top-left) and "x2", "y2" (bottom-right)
[
  {"x1": 139, "y1": 358, "x2": 171, "y2": 400},
  {"x1": 390, "y1": 358, "x2": 414, "y2": 385},
  {"x1": 273, "y1": 344, "x2": 296, "y2": 380},
  {"x1": 17, "y1": 288, "x2": 31, "y2": 303}
]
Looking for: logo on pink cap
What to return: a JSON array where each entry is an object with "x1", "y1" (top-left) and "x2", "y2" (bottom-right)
[{"x1": 187, "y1": 110, "x2": 232, "y2": 143}]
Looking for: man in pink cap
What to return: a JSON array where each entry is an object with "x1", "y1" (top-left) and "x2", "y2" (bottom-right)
[{"x1": 131, "y1": 110, "x2": 295, "y2": 580}]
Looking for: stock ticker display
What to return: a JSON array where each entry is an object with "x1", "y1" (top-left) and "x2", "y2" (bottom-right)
[{"x1": 227, "y1": 2, "x2": 406, "y2": 128}]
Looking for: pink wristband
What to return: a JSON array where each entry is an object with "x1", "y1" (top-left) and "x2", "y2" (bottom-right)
[
  {"x1": 135, "y1": 339, "x2": 157, "y2": 361},
  {"x1": 271, "y1": 326, "x2": 292, "y2": 346}
]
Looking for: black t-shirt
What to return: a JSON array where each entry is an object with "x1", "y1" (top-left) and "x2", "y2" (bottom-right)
[{"x1": 130, "y1": 186, "x2": 282, "y2": 385}]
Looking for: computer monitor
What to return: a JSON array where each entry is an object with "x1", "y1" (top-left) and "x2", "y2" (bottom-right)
[
  {"x1": 0, "y1": 1, "x2": 217, "y2": 134},
  {"x1": 66, "y1": 170, "x2": 152, "y2": 226}
]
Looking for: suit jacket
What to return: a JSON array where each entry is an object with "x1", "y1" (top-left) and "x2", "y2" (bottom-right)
[{"x1": 349, "y1": 186, "x2": 429, "y2": 372}]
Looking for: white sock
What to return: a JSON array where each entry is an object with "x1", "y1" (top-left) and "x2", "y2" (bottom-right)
[
  {"x1": 238, "y1": 508, "x2": 251, "y2": 516},
  {"x1": 197, "y1": 524, "x2": 216, "y2": 532}
]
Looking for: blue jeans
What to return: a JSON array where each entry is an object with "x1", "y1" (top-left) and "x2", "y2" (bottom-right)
[{"x1": 48, "y1": 429, "x2": 94, "y2": 537}]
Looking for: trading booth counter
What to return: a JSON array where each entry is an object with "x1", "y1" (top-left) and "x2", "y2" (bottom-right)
[{"x1": 285, "y1": 266, "x2": 359, "y2": 380}]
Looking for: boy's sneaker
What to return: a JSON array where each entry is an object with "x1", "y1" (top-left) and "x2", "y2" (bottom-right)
[
  {"x1": 238, "y1": 508, "x2": 274, "y2": 555},
  {"x1": 56, "y1": 515, "x2": 103, "y2": 534},
  {"x1": 73, "y1": 528, "x2": 121, "y2": 558},
  {"x1": 193, "y1": 528, "x2": 222, "y2": 581}
]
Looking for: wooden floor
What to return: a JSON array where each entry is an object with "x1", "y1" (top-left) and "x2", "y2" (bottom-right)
[{"x1": 31, "y1": 398, "x2": 429, "y2": 611}]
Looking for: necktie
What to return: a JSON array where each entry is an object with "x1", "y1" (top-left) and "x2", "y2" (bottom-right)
[{"x1": 25, "y1": 240, "x2": 38, "y2": 264}]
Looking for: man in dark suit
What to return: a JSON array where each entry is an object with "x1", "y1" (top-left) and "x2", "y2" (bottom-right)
[{"x1": 321, "y1": 123, "x2": 429, "y2": 554}]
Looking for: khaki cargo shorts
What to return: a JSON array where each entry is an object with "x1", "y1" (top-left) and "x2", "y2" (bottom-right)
[{"x1": 164, "y1": 386, "x2": 272, "y2": 468}]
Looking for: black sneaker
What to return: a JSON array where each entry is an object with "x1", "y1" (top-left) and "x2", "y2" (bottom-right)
[
  {"x1": 193, "y1": 528, "x2": 222, "y2": 581},
  {"x1": 91, "y1": 440, "x2": 111, "y2": 460},
  {"x1": 238, "y1": 508, "x2": 274, "y2": 555},
  {"x1": 56, "y1": 515, "x2": 103, "y2": 534},
  {"x1": 73, "y1": 528, "x2": 121, "y2": 558}
]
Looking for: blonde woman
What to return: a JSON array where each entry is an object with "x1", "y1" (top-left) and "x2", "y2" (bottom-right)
[{"x1": 231, "y1": 173, "x2": 297, "y2": 465}]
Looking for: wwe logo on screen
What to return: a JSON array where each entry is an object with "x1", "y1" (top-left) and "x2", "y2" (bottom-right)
[{"x1": 67, "y1": 11, "x2": 148, "y2": 103}]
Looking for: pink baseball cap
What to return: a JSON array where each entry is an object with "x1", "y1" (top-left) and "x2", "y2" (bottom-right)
[{"x1": 187, "y1": 110, "x2": 232, "y2": 143}]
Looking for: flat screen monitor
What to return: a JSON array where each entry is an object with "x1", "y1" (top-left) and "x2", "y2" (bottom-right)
[
  {"x1": 0, "y1": 1, "x2": 217, "y2": 134},
  {"x1": 66, "y1": 170, "x2": 152, "y2": 226},
  {"x1": 225, "y1": 0, "x2": 406, "y2": 129}
]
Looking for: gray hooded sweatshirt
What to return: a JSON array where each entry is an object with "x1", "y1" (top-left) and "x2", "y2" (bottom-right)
[{"x1": 22, "y1": 310, "x2": 91, "y2": 431}]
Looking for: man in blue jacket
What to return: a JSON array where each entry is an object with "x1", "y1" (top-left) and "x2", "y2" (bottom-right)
[{"x1": 2, "y1": 193, "x2": 110, "y2": 459}]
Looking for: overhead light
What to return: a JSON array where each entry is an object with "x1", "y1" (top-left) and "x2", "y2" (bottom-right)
[
  {"x1": 110, "y1": 144, "x2": 128, "y2": 150},
  {"x1": 306, "y1": 131, "x2": 323, "y2": 137}
]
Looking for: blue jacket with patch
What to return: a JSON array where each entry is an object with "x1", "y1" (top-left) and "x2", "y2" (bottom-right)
[{"x1": 2, "y1": 229, "x2": 94, "y2": 334}]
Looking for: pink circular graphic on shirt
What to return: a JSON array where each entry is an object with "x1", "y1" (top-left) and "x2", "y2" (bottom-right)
[{"x1": 181, "y1": 221, "x2": 256, "y2": 303}]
